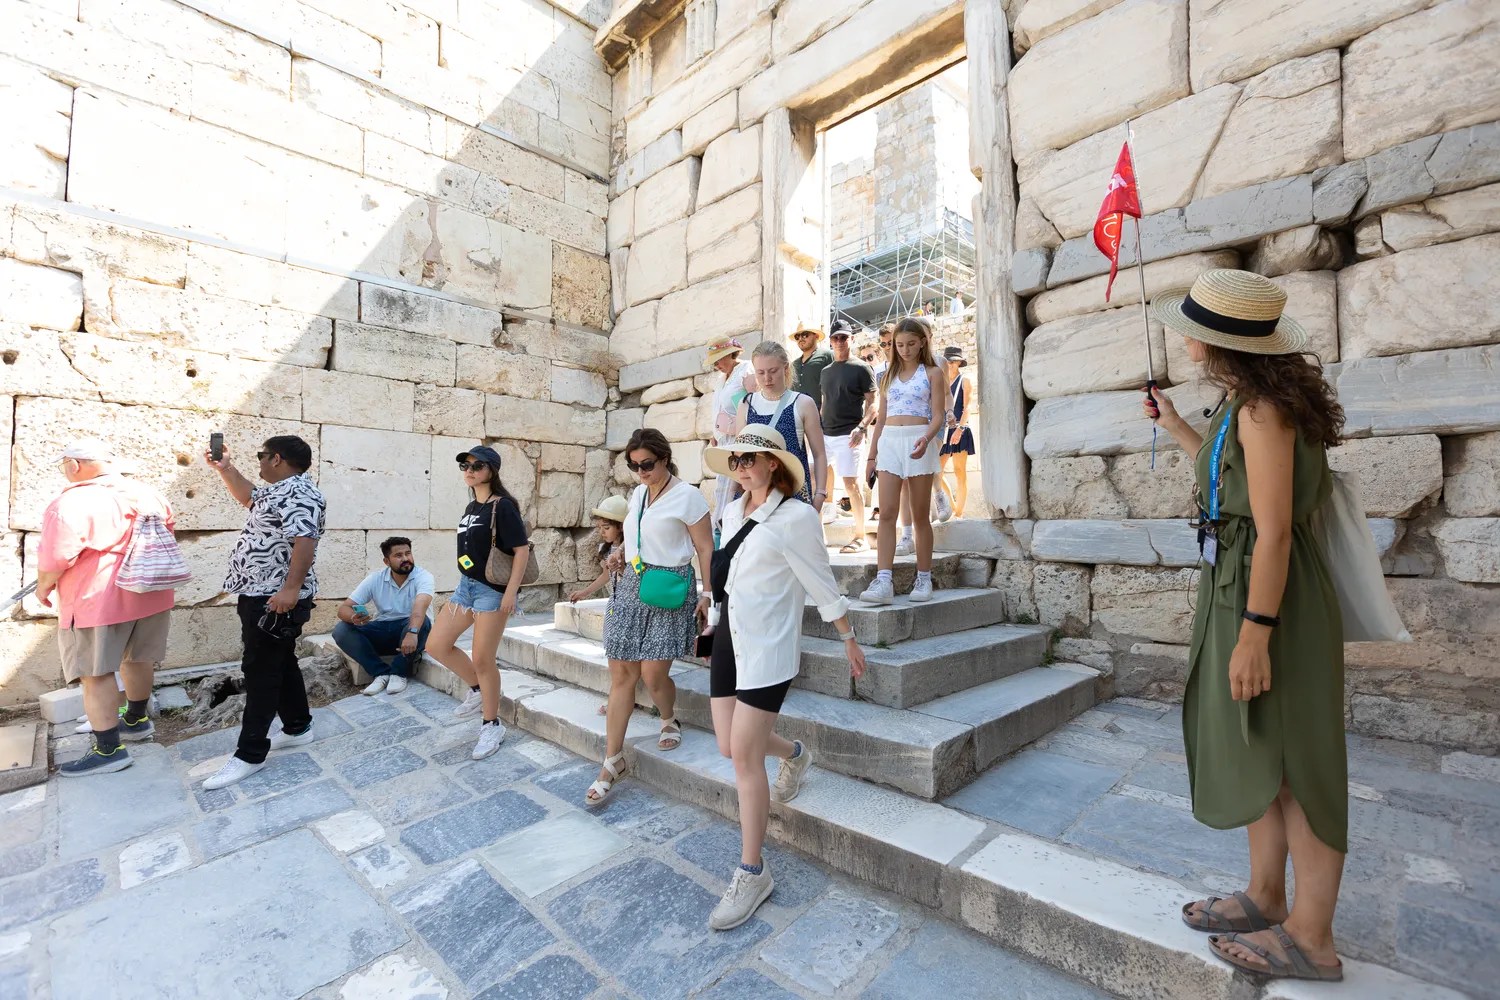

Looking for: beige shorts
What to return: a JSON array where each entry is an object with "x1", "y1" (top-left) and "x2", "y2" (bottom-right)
[{"x1": 58, "y1": 610, "x2": 170, "y2": 683}]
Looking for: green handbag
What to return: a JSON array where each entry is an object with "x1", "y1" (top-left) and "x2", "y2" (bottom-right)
[{"x1": 635, "y1": 491, "x2": 692, "y2": 609}]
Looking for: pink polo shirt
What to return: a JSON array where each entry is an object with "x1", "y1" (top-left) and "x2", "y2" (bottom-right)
[{"x1": 37, "y1": 473, "x2": 176, "y2": 630}]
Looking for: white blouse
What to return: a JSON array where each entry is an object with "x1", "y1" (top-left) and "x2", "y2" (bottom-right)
[
  {"x1": 623, "y1": 481, "x2": 709, "y2": 568},
  {"x1": 718, "y1": 490, "x2": 850, "y2": 690}
]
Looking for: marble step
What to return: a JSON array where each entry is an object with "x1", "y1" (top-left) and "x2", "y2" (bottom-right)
[
  {"x1": 828, "y1": 550, "x2": 964, "y2": 596},
  {"x1": 456, "y1": 663, "x2": 1452, "y2": 1000},
  {"x1": 799, "y1": 587, "x2": 1009, "y2": 645}
]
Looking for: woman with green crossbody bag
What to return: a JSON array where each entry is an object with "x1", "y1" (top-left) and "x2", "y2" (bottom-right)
[{"x1": 584, "y1": 429, "x2": 714, "y2": 806}]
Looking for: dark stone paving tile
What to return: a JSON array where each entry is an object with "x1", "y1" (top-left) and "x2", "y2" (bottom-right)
[
  {"x1": 472, "y1": 953, "x2": 598, "y2": 1000},
  {"x1": 0, "y1": 842, "x2": 47, "y2": 881},
  {"x1": 695, "y1": 969, "x2": 800, "y2": 1000},
  {"x1": 404, "y1": 684, "x2": 464, "y2": 722},
  {"x1": 313, "y1": 715, "x2": 432, "y2": 765},
  {"x1": 338, "y1": 746, "x2": 427, "y2": 789},
  {"x1": 1062, "y1": 793, "x2": 1249, "y2": 883},
  {"x1": 531, "y1": 763, "x2": 706, "y2": 844},
  {"x1": 760, "y1": 888, "x2": 902, "y2": 993},
  {"x1": 455, "y1": 747, "x2": 542, "y2": 791},
  {"x1": 359, "y1": 770, "x2": 472, "y2": 827},
  {"x1": 673, "y1": 823, "x2": 830, "y2": 910},
  {"x1": 191, "y1": 785, "x2": 239, "y2": 814},
  {"x1": 1349, "y1": 799, "x2": 1461, "y2": 856},
  {"x1": 548, "y1": 857, "x2": 770, "y2": 998},
  {"x1": 194, "y1": 780, "x2": 355, "y2": 859},
  {"x1": 330, "y1": 695, "x2": 405, "y2": 727},
  {"x1": 399, "y1": 790, "x2": 547, "y2": 864},
  {"x1": 943, "y1": 750, "x2": 1126, "y2": 838},
  {"x1": 527, "y1": 760, "x2": 598, "y2": 800},
  {"x1": 1396, "y1": 903, "x2": 1500, "y2": 994},
  {"x1": 1097, "y1": 699, "x2": 1169, "y2": 720},
  {"x1": 863, "y1": 918, "x2": 1109, "y2": 999},
  {"x1": 235, "y1": 752, "x2": 325, "y2": 799},
  {"x1": 393, "y1": 858, "x2": 554, "y2": 990},
  {"x1": 1122, "y1": 759, "x2": 1191, "y2": 799},
  {"x1": 307, "y1": 706, "x2": 356, "y2": 741},
  {"x1": 0, "y1": 858, "x2": 105, "y2": 932},
  {"x1": 59, "y1": 748, "x2": 192, "y2": 860},
  {"x1": 173, "y1": 726, "x2": 240, "y2": 764}
]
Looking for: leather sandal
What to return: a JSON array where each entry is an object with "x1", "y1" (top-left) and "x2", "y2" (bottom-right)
[
  {"x1": 1209, "y1": 925, "x2": 1343, "y2": 982},
  {"x1": 584, "y1": 751, "x2": 626, "y2": 806},
  {"x1": 658, "y1": 718, "x2": 682, "y2": 751},
  {"x1": 1182, "y1": 891, "x2": 1271, "y2": 933}
]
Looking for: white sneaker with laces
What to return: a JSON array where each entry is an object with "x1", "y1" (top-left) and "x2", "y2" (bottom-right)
[
  {"x1": 202, "y1": 756, "x2": 266, "y2": 790},
  {"x1": 361, "y1": 675, "x2": 389, "y2": 696},
  {"x1": 909, "y1": 576, "x2": 934, "y2": 603},
  {"x1": 858, "y1": 576, "x2": 895, "y2": 605},
  {"x1": 773, "y1": 743, "x2": 813, "y2": 803},
  {"x1": 895, "y1": 535, "x2": 914, "y2": 556},
  {"x1": 386, "y1": 675, "x2": 408, "y2": 694},
  {"x1": 933, "y1": 488, "x2": 953, "y2": 523},
  {"x1": 75, "y1": 718, "x2": 93, "y2": 735},
  {"x1": 454, "y1": 689, "x2": 483, "y2": 718},
  {"x1": 269, "y1": 725, "x2": 316, "y2": 751},
  {"x1": 710, "y1": 862, "x2": 774, "y2": 931},
  {"x1": 472, "y1": 721, "x2": 506, "y2": 760}
]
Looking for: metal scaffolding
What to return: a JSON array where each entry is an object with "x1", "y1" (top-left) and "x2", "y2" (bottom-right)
[{"x1": 826, "y1": 210, "x2": 977, "y2": 328}]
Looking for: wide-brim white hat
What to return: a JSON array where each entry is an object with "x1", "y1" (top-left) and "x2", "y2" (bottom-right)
[
  {"x1": 1151, "y1": 268, "x2": 1308, "y2": 356},
  {"x1": 589, "y1": 494, "x2": 629, "y2": 523},
  {"x1": 703, "y1": 426, "x2": 805, "y2": 497}
]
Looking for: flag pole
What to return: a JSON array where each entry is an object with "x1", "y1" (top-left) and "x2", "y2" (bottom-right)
[{"x1": 1124, "y1": 120, "x2": 1153, "y2": 387}]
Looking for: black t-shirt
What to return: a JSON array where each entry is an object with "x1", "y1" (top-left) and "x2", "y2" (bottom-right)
[
  {"x1": 819, "y1": 359, "x2": 876, "y2": 436},
  {"x1": 791, "y1": 347, "x2": 834, "y2": 408},
  {"x1": 456, "y1": 497, "x2": 529, "y2": 583}
]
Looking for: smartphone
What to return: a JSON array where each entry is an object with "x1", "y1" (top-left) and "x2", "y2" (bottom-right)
[
  {"x1": 210, "y1": 432, "x2": 224, "y2": 462},
  {"x1": 694, "y1": 631, "x2": 714, "y2": 657},
  {"x1": 867, "y1": 469, "x2": 878, "y2": 490}
]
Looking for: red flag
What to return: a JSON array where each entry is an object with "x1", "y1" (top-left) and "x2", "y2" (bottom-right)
[{"x1": 1093, "y1": 142, "x2": 1142, "y2": 301}]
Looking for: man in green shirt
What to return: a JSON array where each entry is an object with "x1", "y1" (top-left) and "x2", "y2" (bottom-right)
[{"x1": 788, "y1": 322, "x2": 834, "y2": 411}]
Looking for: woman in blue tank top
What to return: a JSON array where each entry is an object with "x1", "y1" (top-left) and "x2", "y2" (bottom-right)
[{"x1": 734, "y1": 341, "x2": 827, "y2": 508}]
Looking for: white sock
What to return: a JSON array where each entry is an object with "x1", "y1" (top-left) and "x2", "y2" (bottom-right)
[
  {"x1": 900, "y1": 526, "x2": 913, "y2": 542},
  {"x1": 916, "y1": 570, "x2": 932, "y2": 586},
  {"x1": 876, "y1": 569, "x2": 893, "y2": 584}
]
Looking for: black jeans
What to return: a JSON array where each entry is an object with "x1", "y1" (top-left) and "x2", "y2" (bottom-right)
[{"x1": 235, "y1": 594, "x2": 314, "y2": 764}]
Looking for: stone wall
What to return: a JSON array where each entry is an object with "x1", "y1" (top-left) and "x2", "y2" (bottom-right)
[{"x1": 0, "y1": 0, "x2": 616, "y2": 705}]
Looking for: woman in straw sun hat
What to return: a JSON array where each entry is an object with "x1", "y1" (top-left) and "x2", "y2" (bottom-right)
[
  {"x1": 1147, "y1": 269, "x2": 1347, "y2": 983},
  {"x1": 705, "y1": 338, "x2": 757, "y2": 535},
  {"x1": 699, "y1": 425, "x2": 865, "y2": 931}
]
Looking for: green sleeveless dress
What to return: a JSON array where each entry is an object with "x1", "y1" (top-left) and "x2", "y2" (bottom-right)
[{"x1": 1184, "y1": 400, "x2": 1348, "y2": 853}]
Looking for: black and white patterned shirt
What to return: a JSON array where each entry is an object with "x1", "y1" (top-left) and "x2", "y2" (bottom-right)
[{"x1": 222, "y1": 473, "x2": 326, "y2": 598}]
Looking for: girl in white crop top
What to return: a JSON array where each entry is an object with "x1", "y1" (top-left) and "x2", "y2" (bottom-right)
[{"x1": 862, "y1": 317, "x2": 948, "y2": 606}]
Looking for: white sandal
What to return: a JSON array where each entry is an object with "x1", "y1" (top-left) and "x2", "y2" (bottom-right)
[
  {"x1": 585, "y1": 751, "x2": 626, "y2": 806},
  {"x1": 658, "y1": 718, "x2": 682, "y2": 751}
]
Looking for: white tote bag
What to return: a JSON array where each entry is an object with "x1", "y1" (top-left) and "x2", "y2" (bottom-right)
[{"x1": 1311, "y1": 471, "x2": 1411, "y2": 643}]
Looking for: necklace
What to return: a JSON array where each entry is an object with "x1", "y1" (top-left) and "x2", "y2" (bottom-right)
[{"x1": 647, "y1": 476, "x2": 674, "y2": 506}]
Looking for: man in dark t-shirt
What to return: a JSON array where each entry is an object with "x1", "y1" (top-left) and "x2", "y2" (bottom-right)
[
  {"x1": 789, "y1": 323, "x2": 833, "y2": 409},
  {"x1": 819, "y1": 327, "x2": 877, "y2": 548}
]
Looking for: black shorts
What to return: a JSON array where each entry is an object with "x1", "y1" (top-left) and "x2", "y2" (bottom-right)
[{"x1": 708, "y1": 606, "x2": 792, "y2": 713}]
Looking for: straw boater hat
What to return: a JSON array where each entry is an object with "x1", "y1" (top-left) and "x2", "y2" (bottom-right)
[
  {"x1": 704, "y1": 337, "x2": 744, "y2": 368},
  {"x1": 1151, "y1": 269, "x2": 1308, "y2": 356},
  {"x1": 590, "y1": 495, "x2": 629, "y2": 523},
  {"x1": 703, "y1": 426, "x2": 806, "y2": 497},
  {"x1": 788, "y1": 321, "x2": 825, "y2": 343}
]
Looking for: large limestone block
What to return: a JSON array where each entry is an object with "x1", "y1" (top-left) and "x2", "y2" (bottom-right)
[
  {"x1": 173, "y1": 532, "x2": 242, "y2": 606},
  {"x1": 582, "y1": 449, "x2": 612, "y2": 527},
  {"x1": 644, "y1": 398, "x2": 700, "y2": 442},
  {"x1": 303, "y1": 369, "x2": 415, "y2": 432},
  {"x1": 1091, "y1": 564, "x2": 1198, "y2": 643},
  {"x1": 675, "y1": 439, "x2": 706, "y2": 483},
  {"x1": 642, "y1": 380, "x2": 695, "y2": 405},
  {"x1": 0, "y1": 258, "x2": 82, "y2": 331},
  {"x1": 1025, "y1": 382, "x2": 1221, "y2": 458},
  {"x1": 1009, "y1": 0, "x2": 1189, "y2": 163},
  {"x1": 485, "y1": 395, "x2": 605, "y2": 446},
  {"x1": 413, "y1": 385, "x2": 484, "y2": 438},
  {"x1": 1381, "y1": 183, "x2": 1500, "y2": 254},
  {"x1": 695, "y1": 393, "x2": 719, "y2": 439},
  {"x1": 550, "y1": 366, "x2": 607, "y2": 408},
  {"x1": 501, "y1": 317, "x2": 612, "y2": 375},
  {"x1": 1029, "y1": 456, "x2": 1129, "y2": 520},
  {"x1": 610, "y1": 302, "x2": 658, "y2": 367},
  {"x1": 443, "y1": 118, "x2": 564, "y2": 200},
  {"x1": 1342, "y1": 0, "x2": 1500, "y2": 161},
  {"x1": 536, "y1": 472, "x2": 585, "y2": 528},
  {"x1": 332, "y1": 321, "x2": 455, "y2": 386},
  {"x1": 1443, "y1": 432, "x2": 1500, "y2": 517},
  {"x1": 1107, "y1": 450, "x2": 1197, "y2": 519},
  {"x1": 1026, "y1": 251, "x2": 1237, "y2": 326},
  {"x1": 1015, "y1": 196, "x2": 1063, "y2": 252},
  {"x1": 0, "y1": 326, "x2": 104, "y2": 402},
  {"x1": 686, "y1": 185, "x2": 761, "y2": 284},
  {"x1": 634, "y1": 157, "x2": 700, "y2": 237},
  {"x1": 358, "y1": 285, "x2": 502, "y2": 348},
  {"x1": 1032, "y1": 519, "x2": 1199, "y2": 567},
  {"x1": 527, "y1": 528, "x2": 578, "y2": 585},
  {"x1": 4, "y1": 199, "x2": 189, "y2": 289},
  {"x1": 0, "y1": 58, "x2": 70, "y2": 197},
  {"x1": 319, "y1": 426, "x2": 430, "y2": 530},
  {"x1": 1327, "y1": 435, "x2": 1443, "y2": 518},
  {"x1": 186, "y1": 244, "x2": 357, "y2": 321},
  {"x1": 1188, "y1": 0, "x2": 1430, "y2": 91},
  {"x1": 1246, "y1": 225, "x2": 1343, "y2": 278},
  {"x1": 610, "y1": 247, "x2": 629, "y2": 319},
  {"x1": 606, "y1": 407, "x2": 645, "y2": 451},
  {"x1": 454, "y1": 346, "x2": 550, "y2": 401},
  {"x1": 1166, "y1": 270, "x2": 1339, "y2": 382},
  {"x1": 0, "y1": 621, "x2": 65, "y2": 705},
  {"x1": 607, "y1": 187, "x2": 635, "y2": 251},
  {"x1": 161, "y1": 605, "x2": 243, "y2": 669},
  {"x1": 682, "y1": 91, "x2": 738, "y2": 156},
  {"x1": 551, "y1": 244, "x2": 611, "y2": 332},
  {"x1": 1431, "y1": 518, "x2": 1500, "y2": 583},
  {"x1": 697, "y1": 127, "x2": 762, "y2": 207},
  {"x1": 1014, "y1": 0, "x2": 1126, "y2": 51},
  {"x1": 655, "y1": 265, "x2": 761, "y2": 356},
  {"x1": 1034, "y1": 562, "x2": 1091, "y2": 637},
  {"x1": 1337, "y1": 235, "x2": 1500, "y2": 360},
  {"x1": 1334, "y1": 345, "x2": 1500, "y2": 438},
  {"x1": 1022, "y1": 307, "x2": 1168, "y2": 400},
  {"x1": 2, "y1": 4, "x2": 192, "y2": 112},
  {"x1": 541, "y1": 444, "x2": 587, "y2": 475},
  {"x1": 108, "y1": 281, "x2": 332, "y2": 369},
  {"x1": 0, "y1": 397, "x2": 10, "y2": 528},
  {"x1": 508, "y1": 188, "x2": 607, "y2": 256},
  {"x1": 625, "y1": 220, "x2": 688, "y2": 306}
]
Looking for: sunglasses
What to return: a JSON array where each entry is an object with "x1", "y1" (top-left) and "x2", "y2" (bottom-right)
[
  {"x1": 726, "y1": 453, "x2": 760, "y2": 471},
  {"x1": 625, "y1": 458, "x2": 660, "y2": 473},
  {"x1": 457, "y1": 461, "x2": 486, "y2": 471},
  {"x1": 255, "y1": 451, "x2": 274, "y2": 461},
  {"x1": 794, "y1": 332, "x2": 816, "y2": 339},
  {"x1": 880, "y1": 341, "x2": 891, "y2": 349}
]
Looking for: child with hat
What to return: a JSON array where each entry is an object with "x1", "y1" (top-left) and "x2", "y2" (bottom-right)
[{"x1": 569, "y1": 495, "x2": 629, "y2": 603}]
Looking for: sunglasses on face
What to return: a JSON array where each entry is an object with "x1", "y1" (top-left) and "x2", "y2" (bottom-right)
[
  {"x1": 255, "y1": 451, "x2": 274, "y2": 461},
  {"x1": 457, "y1": 461, "x2": 485, "y2": 471},
  {"x1": 794, "y1": 332, "x2": 816, "y2": 340},
  {"x1": 626, "y1": 458, "x2": 660, "y2": 473},
  {"x1": 880, "y1": 341, "x2": 891, "y2": 350},
  {"x1": 726, "y1": 453, "x2": 760, "y2": 471}
]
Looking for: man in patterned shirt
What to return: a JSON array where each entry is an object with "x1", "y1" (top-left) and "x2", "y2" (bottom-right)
[{"x1": 201, "y1": 435, "x2": 326, "y2": 790}]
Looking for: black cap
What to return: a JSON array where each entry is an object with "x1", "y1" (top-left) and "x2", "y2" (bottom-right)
[
  {"x1": 456, "y1": 445, "x2": 502, "y2": 465},
  {"x1": 943, "y1": 346, "x2": 968, "y2": 367}
]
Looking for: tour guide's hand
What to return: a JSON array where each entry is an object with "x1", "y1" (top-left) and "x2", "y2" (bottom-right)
[
  {"x1": 267, "y1": 586, "x2": 298, "y2": 614},
  {"x1": 500, "y1": 591, "x2": 518, "y2": 616},
  {"x1": 846, "y1": 639, "x2": 866, "y2": 679},
  {"x1": 400, "y1": 632, "x2": 418, "y2": 656},
  {"x1": 909, "y1": 436, "x2": 929, "y2": 460},
  {"x1": 1146, "y1": 385, "x2": 1179, "y2": 425},
  {"x1": 695, "y1": 594, "x2": 711, "y2": 629},
  {"x1": 1228, "y1": 636, "x2": 1272, "y2": 702}
]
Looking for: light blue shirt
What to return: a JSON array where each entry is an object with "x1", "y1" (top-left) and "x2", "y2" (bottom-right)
[{"x1": 349, "y1": 566, "x2": 436, "y2": 623}]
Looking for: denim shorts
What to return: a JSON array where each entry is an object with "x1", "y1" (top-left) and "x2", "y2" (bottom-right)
[{"x1": 450, "y1": 575, "x2": 503, "y2": 613}]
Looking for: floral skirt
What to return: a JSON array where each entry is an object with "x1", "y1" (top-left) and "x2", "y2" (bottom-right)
[{"x1": 603, "y1": 562, "x2": 697, "y2": 662}]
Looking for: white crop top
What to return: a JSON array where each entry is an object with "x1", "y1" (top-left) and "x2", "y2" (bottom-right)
[{"x1": 884, "y1": 364, "x2": 932, "y2": 419}]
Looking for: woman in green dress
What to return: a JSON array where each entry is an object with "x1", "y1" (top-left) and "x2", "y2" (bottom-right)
[{"x1": 1146, "y1": 269, "x2": 1347, "y2": 983}]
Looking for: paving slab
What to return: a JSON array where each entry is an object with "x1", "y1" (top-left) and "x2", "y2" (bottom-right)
[
  {"x1": 57, "y1": 746, "x2": 192, "y2": 859},
  {"x1": 349, "y1": 843, "x2": 415, "y2": 890},
  {"x1": 234, "y1": 750, "x2": 326, "y2": 799},
  {"x1": 694, "y1": 968, "x2": 801, "y2": 999},
  {"x1": 0, "y1": 858, "x2": 105, "y2": 933},
  {"x1": 864, "y1": 918, "x2": 1110, "y2": 1000},
  {"x1": 472, "y1": 954, "x2": 599, "y2": 999},
  {"x1": 759, "y1": 887, "x2": 903, "y2": 993},
  {"x1": 336, "y1": 954, "x2": 447, "y2": 1000},
  {"x1": 673, "y1": 822, "x2": 831, "y2": 910},
  {"x1": 118, "y1": 831, "x2": 192, "y2": 889},
  {"x1": 398, "y1": 790, "x2": 547, "y2": 865},
  {"x1": 943, "y1": 749, "x2": 1126, "y2": 838},
  {"x1": 479, "y1": 810, "x2": 630, "y2": 897},
  {"x1": 194, "y1": 779, "x2": 356, "y2": 859},
  {"x1": 50, "y1": 829, "x2": 405, "y2": 1000},
  {"x1": 338, "y1": 746, "x2": 427, "y2": 789}
]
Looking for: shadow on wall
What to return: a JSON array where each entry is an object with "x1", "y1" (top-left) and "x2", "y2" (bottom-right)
[{"x1": 1, "y1": 0, "x2": 617, "y2": 704}]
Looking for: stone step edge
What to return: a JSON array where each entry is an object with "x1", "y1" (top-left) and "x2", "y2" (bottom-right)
[{"x1": 476, "y1": 664, "x2": 1453, "y2": 1000}]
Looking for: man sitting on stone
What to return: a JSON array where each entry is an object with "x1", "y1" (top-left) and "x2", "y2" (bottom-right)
[{"x1": 334, "y1": 536, "x2": 434, "y2": 696}]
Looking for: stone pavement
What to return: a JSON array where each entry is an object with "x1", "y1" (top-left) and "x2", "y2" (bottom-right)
[
  {"x1": 942, "y1": 697, "x2": 1499, "y2": 999},
  {"x1": 0, "y1": 683, "x2": 1112, "y2": 1000}
]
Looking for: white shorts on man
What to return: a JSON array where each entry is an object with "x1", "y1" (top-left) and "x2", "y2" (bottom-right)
[{"x1": 824, "y1": 434, "x2": 864, "y2": 479}]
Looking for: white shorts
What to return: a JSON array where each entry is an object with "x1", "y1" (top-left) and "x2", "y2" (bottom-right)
[
  {"x1": 874, "y1": 424, "x2": 941, "y2": 479},
  {"x1": 825, "y1": 434, "x2": 865, "y2": 478}
]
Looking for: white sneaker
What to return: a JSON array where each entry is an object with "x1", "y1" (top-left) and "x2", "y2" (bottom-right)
[
  {"x1": 386, "y1": 675, "x2": 408, "y2": 695},
  {"x1": 933, "y1": 488, "x2": 953, "y2": 523},
  {"x1": 909, "y1": 576, "x2": 934, "y2": 603},
  {"x1": 858, "y1": 576, "x2": 895, "y2": 605},
  {"x1": 269, "y1": 725, "x2": 316, "y2": 751},
  {"x1": 895, "y1": 535, "x2": 914, "y2": 556},
  {"x1": 454, "y1": 689, "x2": 483, "y2": 718},
  {"x1": 472, "y1": 721, "x2": 506, "y2": 760},
  {"x1": 773, "y1": 743, "x2": 813, "y2": 803},
  {"x1": 202, "y1": 756, "x2": 265, "y2": 790},
  {"x1": 75, "y1": 718, "x2": 93, "y2": 735},
  {"x1": 710, "y1": 862, "x2": 774, "y2": 931},
  {"x1": 820, "y1": 504, "x2": 838, "y2": 524},
  {"x1": 361, "y1": 675, "x2": 389, "y2": 696}
]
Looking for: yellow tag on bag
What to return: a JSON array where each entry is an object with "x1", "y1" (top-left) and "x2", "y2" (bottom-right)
[{"x1": 458, "y1": 555, "x2": 475, "y2": 570}]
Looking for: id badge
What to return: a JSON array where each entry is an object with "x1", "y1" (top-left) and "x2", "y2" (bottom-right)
[
  {"x1": 1202, "y1": 535, "x2": 1218, "y2": 567},
  {"x1": 458, "y1": 555, "x2": 475, "y2": 570}
]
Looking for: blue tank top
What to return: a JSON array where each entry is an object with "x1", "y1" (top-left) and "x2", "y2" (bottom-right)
[{"x1": 745, "y1": 392, "x2": 812, "y2": 503}]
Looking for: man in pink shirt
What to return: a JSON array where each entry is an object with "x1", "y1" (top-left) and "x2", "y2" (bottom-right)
[{"x1": 37, "y1": 439, "x2": 175, "y2": 777}]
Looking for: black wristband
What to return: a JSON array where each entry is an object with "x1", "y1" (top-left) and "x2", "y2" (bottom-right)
[{"x1": 1242, "y1": 610, "x2": 1281, "y2": 628}]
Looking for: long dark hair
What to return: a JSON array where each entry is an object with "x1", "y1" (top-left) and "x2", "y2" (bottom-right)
[
  {"x1": 624, "y1": 428, "x2": 679, "y2": 477},
  {"x1": 1198, "y1": 346, "x2": 1344, "y2": 449},
  {"x1": 467, "y1": 458, "x2": 520, "y2": 507}
]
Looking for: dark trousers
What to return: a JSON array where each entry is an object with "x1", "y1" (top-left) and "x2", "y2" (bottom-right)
[
  {"x1": 332, "y1": 618, "x2": 430, "y2": 677},
  {"x1": 235, "y1": 594, "x2": 314, "y2": 764}
]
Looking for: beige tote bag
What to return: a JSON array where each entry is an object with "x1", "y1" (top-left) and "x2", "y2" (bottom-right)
[{"x1": 1311, "y1": 471, "x2": 1411, "y2": 643}]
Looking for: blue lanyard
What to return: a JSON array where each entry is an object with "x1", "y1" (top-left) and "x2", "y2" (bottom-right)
[{"x1": 1207, "y1": 409, "x2": 1233, "y2": 521}]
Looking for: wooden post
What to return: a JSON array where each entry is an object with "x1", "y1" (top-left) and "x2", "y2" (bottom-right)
[{"x1": 966, "y1": 0, "x2": 1029, "y2": 518}]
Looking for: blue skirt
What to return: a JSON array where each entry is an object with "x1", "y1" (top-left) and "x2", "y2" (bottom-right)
[{"x1": 941, "y1": 427, "x2": 975, "y2": 455}]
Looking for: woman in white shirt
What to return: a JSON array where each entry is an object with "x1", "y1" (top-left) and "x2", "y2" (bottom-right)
[
  {"x1": 733, "y1": 341, "x2": 828, "y2": 510},
  {"x1": 586, "y1": 428, "x2": 713, "y2": 806},
  {"x1": 699, "y1": 426, "x2": 866, "y2": 931},
  {"x1": 706, "y1": 337, "x2": 757, "y2": 535}
]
